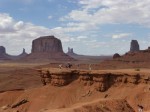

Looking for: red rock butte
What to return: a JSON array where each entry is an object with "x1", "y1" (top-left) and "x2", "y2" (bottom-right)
[
  {"x1": 32, "y1": 36, "x2": 63, "y2": 53},
  {"x1": 25, "y1": 36, "x2": 74, "y2": 61}
]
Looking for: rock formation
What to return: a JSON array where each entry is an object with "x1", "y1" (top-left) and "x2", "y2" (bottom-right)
[
  {"x1": 16, "y1": 48, "x2": 28, "y2": 59},
  {"x1": 148, "y1": 47, "x2": 150, "y2": 50},
  {"x1": 0, "y1": 46, "x2": 6, "y2": 54},
  {"x1": 32, "y1": 36, "x2": 63, "y2": 53},
  {"x1": 67, "y1": 47, "x2": 74, "y2": 54},
  {"x1": 0, "y1": 46, "x2": 9, "y2": 60},
  {"x1": 67, "y1": 47, "x2": 77, "y2": 56},
  {"x1": 113, "y1": 53, "x2": 121, "y2": 59},
  {"x1": 0, "y1": 46, "x2": 28, "y2": 60},
  {"x1": 130, "y1": 40, "x2": 140, "y2": 52},
  {"x1": 26, "y1": 36, "x2": 74, "y2": 61},
  {"x1": 38, "y1": 69, "x2": 150, "y2": 92}
]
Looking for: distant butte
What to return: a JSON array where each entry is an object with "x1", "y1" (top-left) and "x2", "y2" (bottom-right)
[
  {"x1": 0, "y1": 46, "x2": 28, "y2": 60},
  {"x1": 0, "y1": 46, "x2": 9, "y2": 60},
  {"x1": 130, "y1": 40, "x2": 140, "y2": 52},
  {"x1": 25, "y1": 36, "x2": 74, "y2": 61},
  {"x1": 32, "y1": 36, "x2": 63, "y2": 53},
  {"x1": 102, "y1": 40, "x2": 150, "y2": 69}
]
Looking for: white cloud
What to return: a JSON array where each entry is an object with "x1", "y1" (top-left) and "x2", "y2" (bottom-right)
[
  {"x1": 0, "y1": 13, "x2": 73, "y2": 55},
  {"x1": 48, "y1": 16, "x2": 53, "y2": 19},
  {"x1": 14, "y1": 21, "x2": 24, "y2": 30},
  {"x1": 112, "y1": 33, "x2": 132, "y2": 39},
  {"x1": 77, "y1": 36, "x2": 88, "y2": 39},
  {"x1": 0, "y1": 12, "x2": 132, "y2": 55},
  {"x1": 58, "y1": 0, "x2": 150, "y2": 54},
  {"x1": 1, "y1": 0, "x2": 150, "y2": 55},
  {"x1": 60, "y1": 0, "x2": 150, "y2": 32},
  {"x1": 0, "y1": 13, "x2": 14, "y2": 32}
]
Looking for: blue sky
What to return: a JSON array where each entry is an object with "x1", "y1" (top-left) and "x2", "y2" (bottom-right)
[{"x1": 0, "y1": 0, "x2": 150, "y2": 55}]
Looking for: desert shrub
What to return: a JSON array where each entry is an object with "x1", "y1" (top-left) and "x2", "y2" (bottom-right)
[{"x1": 135, "y1": 68, "x2": 140, "y2": 71}]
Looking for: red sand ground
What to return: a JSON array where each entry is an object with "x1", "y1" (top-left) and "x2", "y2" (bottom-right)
[{"x1": 0, "y1": 62, "x2": 149, "y2": 112}]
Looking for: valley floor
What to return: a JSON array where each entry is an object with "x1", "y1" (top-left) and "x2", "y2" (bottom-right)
[{"x1": 0, "y1": 62, "x2": 149, "y2": 112}]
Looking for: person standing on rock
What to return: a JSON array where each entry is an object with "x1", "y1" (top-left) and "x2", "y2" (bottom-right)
[
  {"x1": 138, "y1": 105, "x2": 144, "y2": 112},
  {"x1": 38, "y1": 70, "x2": 46, "y2": 85},
  {"x1": 59, "y1": 64, "x2": 62, "y2": 69},
  {"x1": 41, "y1": 77, "x2": 46, "y2": 85},
  {"x1": 66, "y1": 62, "x2": 72, "y2": 69},
  {"x1": 77, "y1": 64, "x2": 80, "y2": 70},
  {"x1": 89, "y1": 64, "x2": 92, "y2": 70}
]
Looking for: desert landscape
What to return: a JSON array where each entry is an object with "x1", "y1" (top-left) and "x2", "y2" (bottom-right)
[
  {"x1": 0, "y1": 36, "x2": 149, "y2": 112},
  {"x1": 0, "y1": 0, "x2": 150, "y2": 112}
]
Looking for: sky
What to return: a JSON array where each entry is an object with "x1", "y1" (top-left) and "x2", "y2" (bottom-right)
[{"x1": 0, "y1": 0, "x2": 150, "y2": 55}]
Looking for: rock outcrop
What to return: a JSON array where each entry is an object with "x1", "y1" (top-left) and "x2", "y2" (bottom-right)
[
  {"x1": 15, "y1": 48, "x2": 28, "y2": 59},
  {"x1": 130, "y1": 40, "x2": 140, "y2": 52},
  {"x1": 67, "y1": 47, "x2": 74, "y2": 54},
  {"x1": 26, "y1": 36, "x2": 74, "y2": 61},
  {"x1": 67, "y1": 47, "x2": 77, "y2": 56},
  {"x1": 39, "y1": 69, "x2": 78, "y2": 86},
  {"x1": 38, "y1": 69, "x2": 150, "y2": 92}
]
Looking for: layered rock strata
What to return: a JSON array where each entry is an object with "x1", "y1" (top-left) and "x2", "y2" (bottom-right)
[{"x1": 38, "y1": 69, "x2": 150, "y2": 92}]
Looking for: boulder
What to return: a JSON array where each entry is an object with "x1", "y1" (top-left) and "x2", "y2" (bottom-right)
[{"x1": 130, "y1": 40, "x2": 140, "y2": 52}]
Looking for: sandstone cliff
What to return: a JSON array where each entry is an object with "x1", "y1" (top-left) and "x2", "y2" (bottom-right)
[
  {"x1": 39, "y1": 68, "x2": 150, "y2": 92},
  {"x1": 0, "y1": 68, "x2": 149, "y2": 112}
]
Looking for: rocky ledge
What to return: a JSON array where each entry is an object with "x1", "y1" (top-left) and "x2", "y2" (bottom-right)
[{"x1": 38, "y1": 69, "x2": 150, "y2": 92}]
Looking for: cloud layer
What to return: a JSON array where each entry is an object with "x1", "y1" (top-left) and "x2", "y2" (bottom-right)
[
  {"x1": 112, "y1": 33, "x2": 132, "y2": 39},
  {"x1": 0, "y1": 0, "x2": 150, "y2": 55},
  {"x1": 0, "y1": 13, "x2": 72, "y2": 54},
  {"x1": 61, "y1": 0, "x2": 150, "y2": 31}
]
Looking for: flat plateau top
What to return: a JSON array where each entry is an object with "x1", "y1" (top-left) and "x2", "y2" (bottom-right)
[{"x1": 40, "y1": 68, "x2": 150, "y2": 76}]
